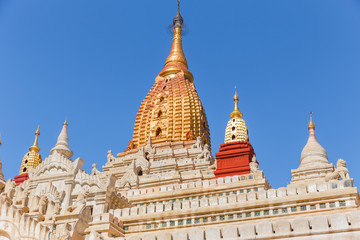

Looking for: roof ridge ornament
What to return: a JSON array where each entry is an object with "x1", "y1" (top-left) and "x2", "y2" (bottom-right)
[{"x1": 308, "y1": 112, "x2": 315, "y2": 130}]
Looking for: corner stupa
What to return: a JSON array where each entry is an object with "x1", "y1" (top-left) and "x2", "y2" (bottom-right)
[
  {"x1": 50, "y1": 120, "x2": 73, "y2": 159},
  {"x1": 291, "y1": 113, "x2": 334, "y2": 183}
]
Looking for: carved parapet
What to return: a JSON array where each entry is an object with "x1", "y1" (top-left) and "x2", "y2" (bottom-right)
[
  {"x1": 124, "y1": 211, "x2": 360, "y2": 240},
  {"x1": 118, "y1": 177, "x2": 358, "y2": 228},
  {"x1": 125, "y1": 172, "x2": 266, "y2": 198},
  {"x1": 74, "y1": 170, "x2": 108, "y2": 191},
  {"x1": 30, "y1": 152, "x2": 84, "y2": 178}
]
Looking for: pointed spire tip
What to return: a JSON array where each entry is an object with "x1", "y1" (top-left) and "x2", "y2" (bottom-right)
[
  {"x1": 308, "y1": 112, "x2": 315, "y2": 130},
  {"x1": 50, "y1": 119, "x2": 73, "y2": 158},
  {"x1": 173, "y1": 0, "x2": 183, "y2": 26},
  {"x1": 30, "y1": 125, "x2": 40, "y2": 152},
  {"x1": 230, "y1": 86, "x2": 242, "y2": 119},
  {"x1": 35, "y1": 124, "x2": 40, "y2": 135},
  {"x1": 158, "y1": 0, "x2": 193, "y2": 81}
]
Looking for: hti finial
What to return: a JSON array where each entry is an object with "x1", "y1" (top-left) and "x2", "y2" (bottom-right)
[
  {"x1": 160, "y1": 0, "x2": 192, "y2": 81},
  {"x1": 30, "y1": 125, "x2": 41, "y2": 152},
  {"x1": 233, "y1": 85, "x2": 239, "y2": 102},
  {"x1": 173, "y1": 0, "x2": 183, "y2": 26},
  {"x1": 35, "y1": 124, "x2": 40, "y2": 135},
  {"x1": 230, "y1": 86, "x2": 242, "y2": 119},
  {"x1": 308, "y1": 112, "x2": 315, "y2": 130}
]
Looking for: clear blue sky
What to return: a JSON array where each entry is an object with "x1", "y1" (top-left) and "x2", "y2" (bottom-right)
[{"x1": 0, "y1": 0, "x2": 359, "y2": 188}]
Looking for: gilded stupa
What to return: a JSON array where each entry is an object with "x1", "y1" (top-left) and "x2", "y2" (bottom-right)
[
  {"x1": 224, "y1": 86, "x2": 249, "y2": 143},
  {"x1": 18, "y1": 125, "x2": 42, "y2": 175},
  {"x1": 132, "y1": 5, "x2": 210, "y2": 148},
  {"x1": 14, "y1": 125, "x2": 42, "y2": 185}
]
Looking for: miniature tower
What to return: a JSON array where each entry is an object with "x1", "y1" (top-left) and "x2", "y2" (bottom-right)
[
  {"x1": 50, "y1": 120, "x2": 73, "y2": 158},
  {"x1": 14, "y1": 125, "x2": 42, "y2": 185},
  {"x1": 131, "y1": 3, "x2": 210, "y2": 149},
  {"x1": 214, "y1": 87, "x2": 256, "y2": 178},
  {"x1": 291, "y1": 113, "x2": 334, "y2": 183}
]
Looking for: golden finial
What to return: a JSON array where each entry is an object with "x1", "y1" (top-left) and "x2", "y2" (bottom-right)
[
  {"x1": 18, "y1": 125, "x2": 42, "y2": 175},
  {"x1": 64, "y1": 119, "x2": 68, "y2": 126},
  {"x1": 158, "y1": 2, "x2": 193, "y2": 81},
  {"x1": 0, "y1": 133, "x2": 2, "y2": 146},
  {"x1": 308, "y1": 112, "x2": 315, "y2": 130},
  {"x1": 230, "y1": 86, "x2": 243, "y2": 119},
  {"x1": 29, "y1": 124, "x2": 40, "y2": 153}
]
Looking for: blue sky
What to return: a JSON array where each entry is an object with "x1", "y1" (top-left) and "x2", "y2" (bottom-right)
[{"x1": 0, "y1": 0, "x2": 359, "y2": 188}]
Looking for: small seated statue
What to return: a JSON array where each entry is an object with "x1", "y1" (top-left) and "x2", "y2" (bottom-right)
[
  {"x1": 191, "y1": 136, "x2": 204, "y2": 150},
  {"x1": 250, "y1": 155, "x2": 259, "y2": 173},
  {"x1": 325, "y1": 159, "x2": 350, "y2": 182},
  {"x1": 197, "y1": 144, "x2": 212, "y2": 163},
  {"x1": 107, "y1": 150, "x2": 116, "y2": 162},
  {"x1": 208, "y1": 158, "x2": 217, "y2": 170}
]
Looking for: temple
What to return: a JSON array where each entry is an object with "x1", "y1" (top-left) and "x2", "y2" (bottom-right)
[{"x1": 0, "y1": 4, "x2": 359, "y2": 240}]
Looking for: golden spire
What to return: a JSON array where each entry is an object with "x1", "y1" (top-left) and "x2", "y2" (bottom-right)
[
  {"x1": 230, "y1": 86, "x2": 243, "y2": 119},
  {"x1": 29, "y1": 125, "x2": 40, "y2": 152},
  {"x1": 158, "y1": 2, "x2": 193, "y2": 81},
  {"x1": 132, "y1": 2, "x2": 211, "y2": 148},
  {"x1": 18, "y1": 125, "x2": 42, "y2": 175},
  {"x1": 308, "y1": 112, "x2": 315, "y2": 130}
]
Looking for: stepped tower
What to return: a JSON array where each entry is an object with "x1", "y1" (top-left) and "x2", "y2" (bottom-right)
[
  {"x1": 214, "y1": 87, "x2": 256, "y2": 178},
  {"x1": 131, "y1": 5, "x2": 210, "y2": 149},
  {"x1": 14, "y1": 125, "x2": 42, "y2": 185}
]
